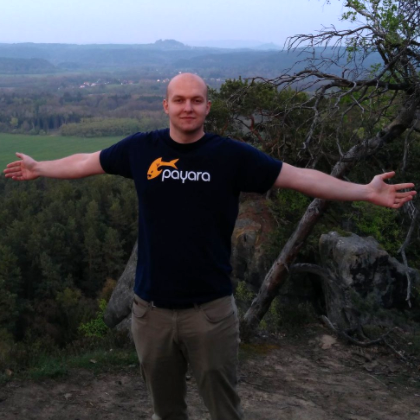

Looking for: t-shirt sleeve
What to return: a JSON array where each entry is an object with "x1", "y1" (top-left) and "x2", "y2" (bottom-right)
[
  {"x1": 99, "y1": 134, "x2": 137, "y2": 179},
  {"x1": 235, "y1": 142, "x2": 282, "y2": 193}
]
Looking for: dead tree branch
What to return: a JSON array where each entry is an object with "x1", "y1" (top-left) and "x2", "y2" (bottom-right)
[{"x1": 320, "y1": 315, "x2": 391, "y2": 347}]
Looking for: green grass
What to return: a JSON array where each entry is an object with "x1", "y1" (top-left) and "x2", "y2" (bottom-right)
[
  {"x1": 0, "y1": 134, "x2": 121, "y2": 171},
  {"x1": 25, "y1": 349, "x2": 139, "y2": 380},
  {"x1": 67, "y1": 349, "x2": 139, "y2": 371},
  {"x1": 0, "y1": 348, "x2": 139, "y2": 383},
  {"x1": 28, "y1": 349, "x2": 139, "y2": 379},
  {"x1": 27, "y1": 357, "x2": 69, "y2": 380}
]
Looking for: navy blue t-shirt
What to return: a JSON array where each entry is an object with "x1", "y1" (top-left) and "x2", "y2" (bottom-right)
[{"x1": 100, "y1": 129, "x2": 282, "y2": 306}]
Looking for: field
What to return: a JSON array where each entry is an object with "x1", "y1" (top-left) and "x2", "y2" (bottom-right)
[{"x1": 0, "y1": 134, "x2": 121, "y2": 170}]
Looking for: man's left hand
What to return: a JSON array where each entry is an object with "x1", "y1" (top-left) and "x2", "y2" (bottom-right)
[{"x1": 367, "y1": 172, "x2": 416, "y2": 209}]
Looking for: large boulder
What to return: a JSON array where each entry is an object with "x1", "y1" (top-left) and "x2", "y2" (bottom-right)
[{"x1": 319, "y1": 232, "x2": 419, "y2": 330}]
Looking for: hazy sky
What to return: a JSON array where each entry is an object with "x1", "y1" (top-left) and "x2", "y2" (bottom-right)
[{"x1": 1, "y1": 0, "x2": 350, "y2": 46}]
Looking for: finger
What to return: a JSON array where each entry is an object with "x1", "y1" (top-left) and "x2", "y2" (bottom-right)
[
  {"x1": 4, "y1": 165, "x2": 23, "y2": 175},
  {"x1": 4, "y1": 165, "x2": 22, "y2": 173},
  {"x1": 5, "y1": 161, "x2": 23, "y2": 168},
  {"x1": 394, "y1": 198, "x2": 409, "y2": 205},
  {"x1": 4, "y1": 171, "x2": 22, "y2": 178},
  {"x1": 392, "y1": 201, "x2": 405, "y2": 209},
  {"x1": 5, "y1": 174, "x2": 22, "y2": 181},
  {"x1": 394, "y1": 183, "x2": 416, "y2": 191},
  {"x1": 15, "y1": 152, "x2": 25, "y2": 160},
  {"x1": 393, "y1": 196, "x2": 414, "y2": 207},
  {"x1": 395, "y1": 191, "x2": 417, "y2": 198},
  {"x1": 4, "y1": 169, "x2": 22, "y2": 177},
  {"x1": 379, "y1": 171, "x2": 396, "y2": 181},
  {"x1": 4, "y1": 170, "x2": 23, "y2": 178}
]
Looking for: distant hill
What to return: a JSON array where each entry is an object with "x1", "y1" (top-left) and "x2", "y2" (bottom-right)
[
  {"x1": 152, "y1": 39, "x2": 190, "y2": 50},
  {"x1": 0, "y1": 57, "x2": 56, "y2": 74},
  {"x1": 172, "y1": 48, "x2": 381, "y2": 78},
  {"x1": 0, "y1": 41, "x2": 381, "y2": 77},
  {"x1": 0, "y1": 41, "x2": 211, "y2": 70}
]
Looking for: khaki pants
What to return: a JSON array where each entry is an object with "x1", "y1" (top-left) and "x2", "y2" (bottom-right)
[{"x1": 131, "y1": 294, "x2": 244, "y2": 420}]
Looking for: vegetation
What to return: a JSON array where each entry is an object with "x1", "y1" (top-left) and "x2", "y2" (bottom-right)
[
  {"x1": 0, "y1": 330, "x2": 138, "y2": 382},
  {"x1": 0, "y1": 88, "x2": 167, "y2": 134},
  {"x1": 61, "y1": 118, "x2": 148, "y2": 137},
  {"x1": 0, "y1": 174, "x2": 137, "y2": 374},
  {"x1": 235, "y1": 281, "x2": 317, "y2": 334},
  {"x1": 0, "y1": 57, "x2": 57, "y2": 74},
  {"x1": 78, "y1": 299, "x2": 109, "y2": 338}
]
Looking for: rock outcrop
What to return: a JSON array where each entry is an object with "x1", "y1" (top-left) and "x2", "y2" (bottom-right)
[
  {"x1": 104, "y1": 242, "x2": 137, "y2": 330},
  {"x1": 231, "y1": 193, "x2": 276, "y2": 290},
  {"x1": 319, "y1": 232, "x2": 419, "y2": 330}
]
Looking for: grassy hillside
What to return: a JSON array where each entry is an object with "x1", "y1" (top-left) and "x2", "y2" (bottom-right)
[{"x1": 0, "y1": 134, "x2": 121, "y2": 170}]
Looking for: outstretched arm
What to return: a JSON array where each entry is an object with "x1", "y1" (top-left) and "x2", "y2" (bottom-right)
[
  {"x1": 3, "y1": 151, "x2": 105, "y2": 181},
  {"x1": 275, "y1": 163, "x2": 416, "y2": 209}
]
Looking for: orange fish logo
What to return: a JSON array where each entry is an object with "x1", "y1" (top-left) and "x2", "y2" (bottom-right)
[{"x1": 147, "y1": 157, "x2": 179, "y2": 180}]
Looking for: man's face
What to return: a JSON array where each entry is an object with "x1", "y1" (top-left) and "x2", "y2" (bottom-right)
[{"x1": 163, "y1": 74, "x2": 211, "y2": 139}]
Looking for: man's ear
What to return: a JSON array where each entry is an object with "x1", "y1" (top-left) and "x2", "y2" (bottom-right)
[
  {"x1": 163, "y1": 99, "x2": 169, "y2": 114},
  {"x1": 206, "y1": 100, "x2": 212, "y2": 115}
]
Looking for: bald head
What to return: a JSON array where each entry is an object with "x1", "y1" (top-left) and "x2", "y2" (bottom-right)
[
  {"x1": 166, "y1": 73, "x2": 208, "y2": 101},
  {"x1": 163, "y1": 72, "x2": 211, "y2": 143}
]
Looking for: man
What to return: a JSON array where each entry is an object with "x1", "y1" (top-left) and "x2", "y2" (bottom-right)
[{"x1": 3, "y1": 73, "x2": 416, "y2": 420}]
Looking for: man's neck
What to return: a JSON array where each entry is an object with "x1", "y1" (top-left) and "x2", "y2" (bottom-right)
[{"x1": 169, "y1": 127, "x2": 205, "y2": 144}]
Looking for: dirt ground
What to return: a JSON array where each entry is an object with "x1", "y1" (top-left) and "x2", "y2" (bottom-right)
[{"x1": 1, "y1": 326, "x2": 419, "y2": 420}]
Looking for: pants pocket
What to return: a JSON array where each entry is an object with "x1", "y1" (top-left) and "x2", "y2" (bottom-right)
[
  {"x1": 132, "y1": 296, "x2": 150, "y2": 319},
  {"x1": 200, "y1": 296, "x2": 235, "y2": 323}
]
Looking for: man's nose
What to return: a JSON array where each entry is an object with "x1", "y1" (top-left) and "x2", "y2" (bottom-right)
[{"x1": 184, "y1": 100, "x2": 193, "y2": 111}]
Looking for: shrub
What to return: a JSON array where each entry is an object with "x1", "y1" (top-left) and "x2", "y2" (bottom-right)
[{"x1": 78, "y1": 299, "x2": 109, "y2": 338}]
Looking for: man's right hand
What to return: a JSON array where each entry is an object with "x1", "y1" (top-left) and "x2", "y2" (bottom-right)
[
  {"x1": 3, "y1": 151, "x2": 105, "y2": 180},
  {"x1": 4, "y1": 153, "x2": 39, "y2": 181}
]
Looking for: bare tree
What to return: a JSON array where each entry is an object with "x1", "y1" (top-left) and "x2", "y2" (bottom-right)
[{"x1": 242, "y1": 0, "x2": 420, "y2": 336}]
